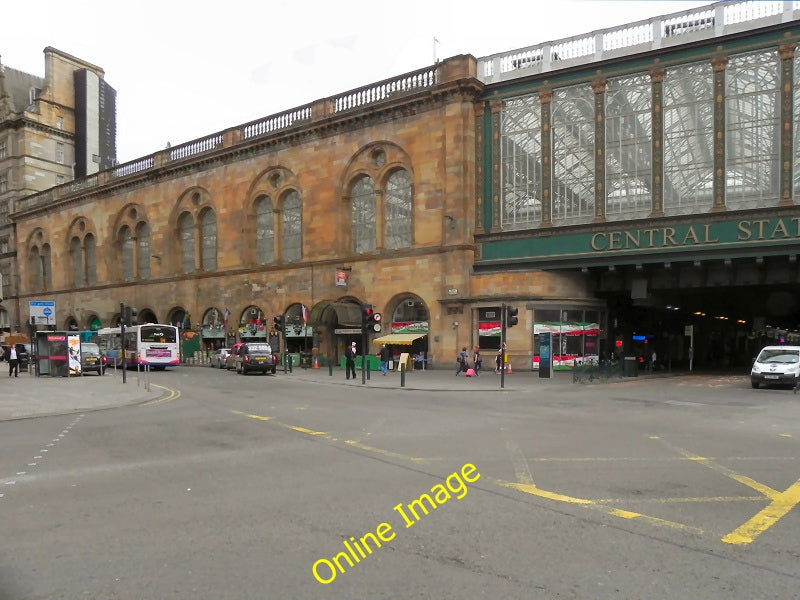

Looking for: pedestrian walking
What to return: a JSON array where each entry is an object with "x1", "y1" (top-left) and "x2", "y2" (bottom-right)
[
  {"x1": 473, "y1": 347, "x2": 482, "y2": 376},
  {"x1": 6, "y1": 345, "x2": 19, "y2": 377},
  {"x1": 495, "y1": 349, "x2": 503, "y2": 373},
  {"x1": 345, "y1": 342, "x2": 357, "y2": 380},
  {"x1": 455, "y1": 347, "x2": 469, "y2": 376},
  {"x1": 379, "y1": 344, "x2": 391, "y2": 375}
]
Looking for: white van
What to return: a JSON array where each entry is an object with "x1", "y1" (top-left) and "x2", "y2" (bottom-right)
[{"x1": 750, "y1": 346, "x2": 800, "y2": 389}]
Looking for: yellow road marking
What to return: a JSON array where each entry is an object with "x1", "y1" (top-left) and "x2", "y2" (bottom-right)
[
  {"x1": 504, "y1": 482, "x2": 592, "y2": 505},
  {"x1": 506, "y1": 441, "x2": 535, "y2": 486},
  {"x1": 595, "y1": 495, "x2": 763, "y2": 504},
  {"x1": 287, "y1": 425, "x2": 326, "y2": 436},
  {"x1": 722, "y1": 478, "x2": 800, "y2": 545},
  {"x1": 230, "y1": 410, "x2": 272, "y2": 421},
  {"x1": 344, "y1": 440, "x2": 428, "y2": 464},
  {"x1": 501, "y1": 481, "x2": 702, "y2": 533},
  {"x1": 654, "y1": 439, "x2": 781, "y2": 499},
  {"x1": 654, "y1": 437, "x2": 800, "y2": 545},
  {"x1": 230, "y1": 410, "x2": 428, "y2": 464},
  {"x1": 141, "y1": 385, "x2": 181, "y2": 406}
]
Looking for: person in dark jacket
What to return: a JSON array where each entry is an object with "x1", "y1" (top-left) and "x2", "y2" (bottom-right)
[
  {"x1": 345, "y1": 341, "x2": 357, "y2": 380},
  {"x1": 456, "y1": 347, "x2": 469, "y2": 375},
  {"x1": 379, "y1": 344, "x2": 391, "y2": 375}
]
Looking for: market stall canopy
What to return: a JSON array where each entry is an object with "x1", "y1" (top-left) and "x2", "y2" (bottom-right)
[{"x1": 371, "y1": 333, "x2": 426, "y2": 345}]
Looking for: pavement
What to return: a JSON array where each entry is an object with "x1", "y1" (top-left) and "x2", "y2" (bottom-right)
[
  {"x1": 0, "y1": 366, "x2": 162, "y2": 422},
  {"x1": 0, "y1": 361, "x2": 670, "y2": 422}
]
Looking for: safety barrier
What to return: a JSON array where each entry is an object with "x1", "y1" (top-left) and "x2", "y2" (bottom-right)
[{"x1": 572, "y1": 359, "x2": 624, "y2": 384}]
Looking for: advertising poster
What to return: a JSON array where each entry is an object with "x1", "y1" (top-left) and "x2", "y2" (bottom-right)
[{"x1": 68, "y1": 333, "x2": 81, "y2": 375}]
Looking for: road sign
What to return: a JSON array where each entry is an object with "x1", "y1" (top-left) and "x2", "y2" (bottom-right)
[{"x1": 29, "y1": 300, "x2": 56, "y2": 325}]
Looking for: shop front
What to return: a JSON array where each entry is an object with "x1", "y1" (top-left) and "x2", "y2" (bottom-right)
[
  {"x1": 201, "y1": 307, "x2": 226, "y2": 351},
  {"x1": 531, "y1": 308, "x2": 603, "y2": 369}
]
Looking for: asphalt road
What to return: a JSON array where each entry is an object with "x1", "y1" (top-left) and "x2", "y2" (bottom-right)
[{"x1": 1, "y1": 368, "x2": 799, "y2": 599}]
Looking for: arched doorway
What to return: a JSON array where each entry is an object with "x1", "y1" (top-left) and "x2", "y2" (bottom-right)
[{"x1": 308, "y1": 297, "x2": 363, "y2": 363}]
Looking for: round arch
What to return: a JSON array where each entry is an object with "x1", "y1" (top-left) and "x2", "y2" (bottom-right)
[
  {"x1": 64, "y1": 316, "x2": 79, "y2": 331},
  {"x1": 166, "y1": 306, "x2": 190, "y2": 329},
  {"x1": 238, "y1": 305, "x2": 267, "y2": 341},
  {"x1": 386, "y1": 293, "x2": 430, "y2": 333},
  {"x1": 86, "y1": 314, "x2": 103, "y2": 332},
  {"x1": 201, "y1": 306, "x2": 226, "y2": 349},
  {"x1": 136, "y1": 308, "x2": 158, "y2": 324}
]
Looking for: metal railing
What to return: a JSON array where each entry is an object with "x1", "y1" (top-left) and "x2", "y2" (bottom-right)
[
  {"x1": 478, "y1": 1, "x2": 800, "y2": 83},
  {"x1": 13, "y1": 64, "x2": 440, "y2": 215},
  {"x1": 572, "y1": 359, "x2": 624, "y2": 384}
]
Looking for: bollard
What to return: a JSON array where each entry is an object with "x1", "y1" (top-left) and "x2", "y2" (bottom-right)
[
  {"x1": 367, "y1": 361, "x2": 371, "y2": 380},
  {"x1": 288, "y1": 357, "x2": 293, "y2": 373},
  {"x1": 400, "y1": 363, "x2": 406, "y2": 387},
  {"x1": 328, "y1": 361, "x2": 333, "y2": 377}
]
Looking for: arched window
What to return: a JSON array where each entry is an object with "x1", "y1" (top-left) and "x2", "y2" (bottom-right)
[
  {"x1": 282, "y1": 191, "x2": 302, "y2": 262},
  {"x1": 385, "y1": 169, "x2": 412, "y2": 249},
  {"x1": 120, "y1": 226, "x2": 134, "y2": 281},
  {"x1": 28, "y1": 246, "x2": 43, "y2": 291},
  {"x1": 137, "y1": 223, "x2": 151, "y2": 280},
  {"x1": 351, "y1": 175, "x2": 376, "y2": 253},
  {"x1": 42, "y1": 244, "x2": 52, "y2": 291},
  {"x1": 200, "y1": 209, "x2": 217, "y2": 271},
  {"x1": 178, "y1": 212, "x2": 195, "y2": 274},
  {"x1": 255, "y1": 195, "x2": 275, "y2": 264},
  {"x1": 70, "y1": 237, "x2": 83, "y2": 287},
  {"x1": 85, "y1": 233, "x2": 97, "y2": 286}
]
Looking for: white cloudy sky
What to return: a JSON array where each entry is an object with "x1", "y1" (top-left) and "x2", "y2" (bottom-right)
[{"x1": 3, "y1": 0, "x2": 711, "y2": 163}]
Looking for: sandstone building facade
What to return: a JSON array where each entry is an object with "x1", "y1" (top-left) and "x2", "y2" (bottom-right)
[
  {"x1": 8, "y1": 2, "x2": 800, "y2": 371},
  {"x1": 0, "y1": 47, "x2": 115, "y2": 332}
]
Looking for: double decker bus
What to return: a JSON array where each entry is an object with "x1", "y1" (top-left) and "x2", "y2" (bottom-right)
[{"x1": 97, "y1": 323, "x2": 180, "y2": 369}]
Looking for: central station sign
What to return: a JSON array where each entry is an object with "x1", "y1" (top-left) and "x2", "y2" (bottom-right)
[{"x1": 477, "y1": 215, "x2": 800, "y2": 269}]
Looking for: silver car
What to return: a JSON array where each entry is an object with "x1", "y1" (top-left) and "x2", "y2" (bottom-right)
[{"x1": 210, "y1": 348, "x2": 231, "y2": 369}]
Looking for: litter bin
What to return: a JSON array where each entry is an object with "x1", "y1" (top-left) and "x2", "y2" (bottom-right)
[
  {"x1": 623, "y1": 356, "x2": 638, "y2": 377},
  {"x1": 299, "y1": 351, "x2": 312, "y2": 369}
]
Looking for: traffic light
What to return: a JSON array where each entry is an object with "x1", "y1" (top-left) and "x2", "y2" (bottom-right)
[
  {"x1": 361, "y1": 304, "x2": 382, "y2": 332},
  {"x1": 506, "y1": 305, "x2": 519, "y2": 328},
  {"x1": 273, "y1": 315, "x2": 284, "y2": 332},
  {"x1": 124, "y1": 305, "x2": 138, "y2": 326}
]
